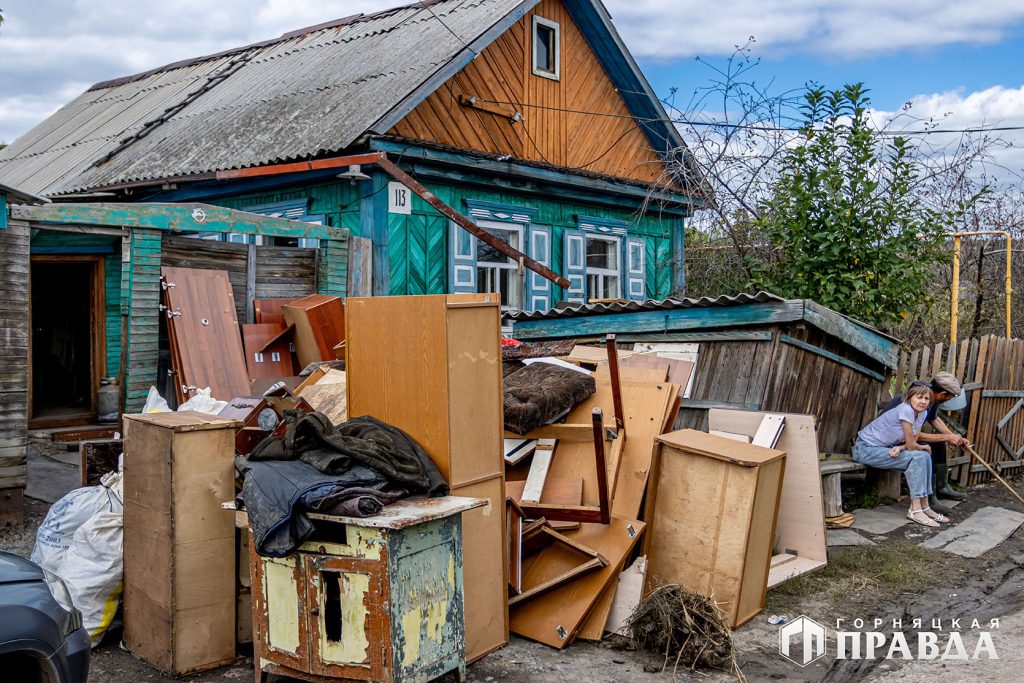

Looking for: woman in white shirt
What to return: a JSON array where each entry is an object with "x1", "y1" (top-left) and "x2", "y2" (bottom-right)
[{"x1": 852, "y1": 384, "x2": 948, "y2": 527}]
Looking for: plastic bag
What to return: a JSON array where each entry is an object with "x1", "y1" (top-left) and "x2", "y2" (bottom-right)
[
  {"x1": 31, "y1": 473, "x2": 124, "y2": 646},
  {"x1": 31, "y1": 476, "x2": 123, "y2": 569},
  {"x1": 142, "y1": 386, "x2": 170, "y2": 413},
  {"x1": 177, "y1": 387, "x2": 228, "y2": 415}
]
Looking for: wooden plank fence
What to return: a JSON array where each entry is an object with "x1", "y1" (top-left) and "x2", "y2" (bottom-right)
[{"x1": 893, "y1": 336, "x2": 1024, "y2": 485}]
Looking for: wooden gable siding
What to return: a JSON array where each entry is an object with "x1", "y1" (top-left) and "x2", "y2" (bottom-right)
[{"x1": 388, "y1": 0, "x2": 670, "y2": 186}]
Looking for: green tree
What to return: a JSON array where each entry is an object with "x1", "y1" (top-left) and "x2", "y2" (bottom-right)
[{"x1": 754, "y1": 84, "x2": 981, "y2": 327}]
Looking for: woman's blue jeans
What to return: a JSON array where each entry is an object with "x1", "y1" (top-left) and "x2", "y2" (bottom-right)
[{"x1": 852, "y1": 439, "x2": 934, "y2": 499}]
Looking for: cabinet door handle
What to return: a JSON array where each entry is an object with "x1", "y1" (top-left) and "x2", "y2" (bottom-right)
[{"x1": 310, "y1": 607, "x2": 320, "y2": 616}]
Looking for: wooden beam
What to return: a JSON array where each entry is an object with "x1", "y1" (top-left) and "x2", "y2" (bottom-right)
[
  {"x1": 614, "y1": 330, "x2": 774, "y2": 343},
  {"x1": 801, "y1": 300, "x2": 901, "y2": 369},
  {"x1": 375, "y1": 155, "x2": 571, "y2": 289},
  {"x1": 522, "y1": 447, "x2": 554, "y2": 504},
  {"x1": 592, "y1": 409, "x2": 611, "y2": 525},
  {"x1": 459, "y1": 94, "x2": 519, "y2": 121},
  {"x1": 12, "y1": 202, "x2": 347, "y2": 240},
  {"x1": 368, "y1": 138, "x2": 699, "y2": 210},
  {"x1": 779, "y1": 334, "x2": 886, "y2": 382},
  {"x1": 678, "y1": 399, "x2": 761, "y2": 411},
  {"x1": 215, "y1": 152, "x2": 385, "y2": 180},
  {"x1": 510, "y1": 300, "x2": 805, "y2": 340},
  {"x1": 606, "y1": 335, "x2": 625, "y2": 431}
]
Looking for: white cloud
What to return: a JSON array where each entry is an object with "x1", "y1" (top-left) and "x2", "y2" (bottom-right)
[
  {"x1": 869, "y1": 84, "x2": 1024, "y2": 178},
  {"x1": 612, "y1": 0, "x2": 1024, "y2": 59},
  {"x1": 1, "y1": 0, "x2": 1024, "y2": 149}
]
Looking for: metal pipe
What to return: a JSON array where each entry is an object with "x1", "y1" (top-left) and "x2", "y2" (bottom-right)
[{"x1": 947, "y1": 230, "x2": 1013, "y2": 343}]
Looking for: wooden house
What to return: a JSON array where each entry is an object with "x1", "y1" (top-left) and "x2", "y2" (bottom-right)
[
  {"x1": 508, "y1": 293, "x2": 903, "y2": 453},
  {"x1": 0, "y1": 0, "x2": 702, "y2": 316}
]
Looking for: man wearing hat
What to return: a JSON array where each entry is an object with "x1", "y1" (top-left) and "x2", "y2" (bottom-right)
[{"x1": 881, "y1": 371, "x2": 968, "y2": 515}]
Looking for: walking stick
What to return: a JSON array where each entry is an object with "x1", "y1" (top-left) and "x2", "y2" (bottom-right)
[{"x1": 964, "y1": 442, "x2": 1024, "y2": 507}]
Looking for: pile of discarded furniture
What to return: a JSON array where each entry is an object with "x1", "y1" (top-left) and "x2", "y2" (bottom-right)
[{"x1": 74, "y1": 267, "x2": 832, "y2": 681}]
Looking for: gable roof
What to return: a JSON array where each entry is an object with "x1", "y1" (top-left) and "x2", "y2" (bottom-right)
[{"x1": 0, "y1": 0, "x2": 690, "y2": 199}]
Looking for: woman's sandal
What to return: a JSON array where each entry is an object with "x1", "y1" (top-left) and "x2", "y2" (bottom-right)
[
  {"x1": 907, "y1": 509, "x2": 940, "y2": 527},
  {"x1": 922, "y1": 507, "x2": 949, "y2": 523}
]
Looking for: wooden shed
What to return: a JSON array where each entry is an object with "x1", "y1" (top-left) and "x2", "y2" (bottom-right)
[{"x1": 507, "y1": 292, "x2": 902, "y2": 453}]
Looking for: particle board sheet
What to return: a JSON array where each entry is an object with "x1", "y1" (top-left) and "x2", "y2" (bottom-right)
[
  {"x1": 346, "y1": 296, "x2": 451, "y2": 479},
  {"x1": 568, "y1": 345, "x2": 635, "y2": 365},
  {"x1": 539, "y1": 379, "x2": 677, "y2": 517},
  {"x1": 510, "y1": 517, "x2": 645, "y2": 648},
  {"x1": 298, "y1": 371, "x2": 347, "y2": 426},
  {"x1": 241, "y1": 323, "x2": 297, "y2": 381},
  {"x1": 575, "y1": 380, "x2": 676, "y2": 641},
  {"x1": 646, "y1": 430, "x2": 785, "y2": 627},
  {"x1": 452, "y1": 475, "x2": 508, "y2": 663},
  {"x1": 620, "y1": 353, "x2": 695, "y2": 396},
  {"x1": 253, "y1": 298, "x2": 288, "y2": 325},
  {"x1": 707, "y1": 410, "x2": 828, "y2": 586},
  {"x1": 282, "y1": 294, "x2": 345, "y2": 368},
  {"x1": 122, "y1": 412, "x2": 239, "y2": 674},
  {"x1": 506, "y1": 477, "x2": 583, "y2": 531},
  {"x1": 162, "y1": 266, "x2": 250, "y2": 403}
]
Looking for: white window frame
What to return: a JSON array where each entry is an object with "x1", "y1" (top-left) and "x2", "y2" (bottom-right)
[
  {"x1": 586, "y1": 235, "x2": 622, "y2": 300},
  {"x1": 476, "y1": 219, "x2": 525, "y2": 312},
  {"x1": 532, "y1": 16, "x2": 560, "y2": 81}
]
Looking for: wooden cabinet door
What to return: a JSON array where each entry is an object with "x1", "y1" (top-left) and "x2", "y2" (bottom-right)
[
  {"x1": 253, "y1": 554, "x2": 310, "y2": 673},
  {"x1": 304, "y1": 555, "x2": 390, "y2": 680}
]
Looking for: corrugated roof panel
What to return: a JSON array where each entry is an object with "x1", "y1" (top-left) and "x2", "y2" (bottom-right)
[
  {"x1": 0, "y1": 0, "x2": 528, "y2": 196},
  {"x1": 505, "y1": 292, "x2": 788, "y2": 321}
]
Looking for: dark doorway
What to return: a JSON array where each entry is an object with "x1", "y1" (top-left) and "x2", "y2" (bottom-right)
[{"x1": 30, "y1": 258, "x2": 103, "y2": 426}]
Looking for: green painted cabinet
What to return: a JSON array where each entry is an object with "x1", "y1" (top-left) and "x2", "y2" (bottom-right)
[{"x1": 250, "y1": 497, "x2": 483, "y2": 683}]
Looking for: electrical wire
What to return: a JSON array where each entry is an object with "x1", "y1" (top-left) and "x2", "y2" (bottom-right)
[
  {"x1": 418, "y1": 1, "x2": 478, "y2": 57},
  {"x1": 468, "y1": 97, "x2": 1024, "y2": 136}
]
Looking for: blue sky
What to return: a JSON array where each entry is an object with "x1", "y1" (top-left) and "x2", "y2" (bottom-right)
[
  {"x1": 1, "y1": 0, "x2": 1023, "y2": 171},
  {"x1": 641, "y1": 34, "x2": 1024, "y2": 116}
]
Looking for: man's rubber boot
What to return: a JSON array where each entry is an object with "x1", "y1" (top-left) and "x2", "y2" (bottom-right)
[
  {"x1": 935, "y1": 463, "x2": 967, "y2": 501},
  {"x1": 928, "y1": 493, "x2": 953, "y2": 516}
]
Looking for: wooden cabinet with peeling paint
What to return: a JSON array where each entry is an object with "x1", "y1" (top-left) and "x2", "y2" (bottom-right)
[{"x1": 250, "y1": 496, "x2": 484, "y2": 682}]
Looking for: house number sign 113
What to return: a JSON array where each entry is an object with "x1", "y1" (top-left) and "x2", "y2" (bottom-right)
[{"x1": 388, "y1": 182, "x2": 412, "y2": 215}]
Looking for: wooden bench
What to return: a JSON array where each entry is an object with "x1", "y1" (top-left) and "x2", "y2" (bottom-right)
[{"x1": 819, "y1": 459, "x2": 902, "y2": 517}]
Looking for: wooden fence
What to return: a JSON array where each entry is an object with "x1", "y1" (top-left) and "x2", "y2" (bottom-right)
[{"x1": 893, "y1": 336, "x2": 1024, "y2": 485}]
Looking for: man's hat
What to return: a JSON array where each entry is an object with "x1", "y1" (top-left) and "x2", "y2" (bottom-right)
[{"x1": 932, "y1": 371, "x2": 966, "y2": 410}]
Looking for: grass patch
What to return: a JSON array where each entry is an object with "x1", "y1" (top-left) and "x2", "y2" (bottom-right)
[
  {"x1": 842, "y1": 486, "x2": 888, "y2": 510},
  {"x1": 766, "y1": 542, "x2": 947, "y2": 613}
]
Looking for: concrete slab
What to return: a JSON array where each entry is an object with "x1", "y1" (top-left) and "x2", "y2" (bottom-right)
[
  {"x1": 850, "y1": 505, "x2": 911, "y2": 535},
  {"x1": 922, "y1": 506, "x2": 1024, "y2": 558},
  {"x1": 24, "y1": 447, "x2": 80, "y2": 504},
  {"x1": 827, "y1": 529, "x2": 876, "y2": 547}
]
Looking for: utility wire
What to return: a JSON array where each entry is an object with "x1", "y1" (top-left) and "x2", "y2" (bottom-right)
[
  {"x1": 469, "y1": 97, "x2": 1024, "y2": 136},
  {"x1": 418, "y1": 1, "x2": 478, "y2": 57}
]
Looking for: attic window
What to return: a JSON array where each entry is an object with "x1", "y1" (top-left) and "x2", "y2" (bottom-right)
[{"x1": 532, "y1": 16, "x2": 560, "y2": 80}]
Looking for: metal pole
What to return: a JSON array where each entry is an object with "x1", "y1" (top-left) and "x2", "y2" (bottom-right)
[
  {"x1": 944, "y1": 230, "x2": 1013, "y2": 341},
  {"x1": 951, "y1": 235, "x2": 960, "y2": 345},
  {"x1": 1006, "y1": 234, "x2": 1013, "y2": 339}
]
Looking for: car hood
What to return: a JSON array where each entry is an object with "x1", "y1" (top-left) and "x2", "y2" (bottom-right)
[{"x1": 0, "y1": 551, "x2": 45, "y2": 584}]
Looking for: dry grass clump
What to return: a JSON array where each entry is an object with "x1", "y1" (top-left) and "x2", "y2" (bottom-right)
[{"x1": 626, "y1": 584, "x2": 745, "y2": 682}]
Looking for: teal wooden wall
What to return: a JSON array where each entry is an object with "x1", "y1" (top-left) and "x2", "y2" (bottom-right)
[
  {"x1": 123, "y1": 230, "x2": 161, "y2": 412},
  {"x1": 213, "y1": 180, "x2": 363, "y2": 236},
  {"x1": 205, "y1": 176, "x2": 678, "y2": 301}
]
